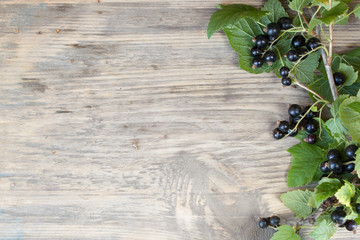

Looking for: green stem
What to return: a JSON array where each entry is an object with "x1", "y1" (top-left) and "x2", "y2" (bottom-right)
[
  {"x1": 320, "y1": 24, "x2": 331, "y2": 42},
  {"x1": 274, "y1": 46, "x2": 285, "y2": 66},
  {"x1": 257, "y1": 21, "x2": 266, "y2": 28}
]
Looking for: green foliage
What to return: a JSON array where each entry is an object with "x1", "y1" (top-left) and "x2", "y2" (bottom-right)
[
  {"x1": 281, "y1": 189, "x2": 313, "y2": 218},
  {"x1": 337, "y1": 63, "x2": 358, "y2": 87},
  {"x1": 270, "y1": 225, "x2": 301, "y2": 240},
  {"x1": 288, "y1": 0, "x2": 311, "y2": 14},
  {"x1": 353, "y1": 3, "x2": 360, "y2": 20},
  {"x1": 325, "y1": 95, "x2": 349, "y2": 141},
  {"x1": 289, "y1": 51, "x2": 321, "y2": 83},
  {"x1": 355, "y1": 148, "x2": 360, "y2": 178},
  {"x1": 259, "y1": 0, "x2": 288, "y2": 25},
  {"x1": 310, "y1": 219, "x2": 337, "y2": 240},
  {"x1": 320, "y1": 2, "x2": 349, "y2": 25},
  {"x1": 314, "y1": 178, "x2": 341, "y2": 208},
  {"x1": 335, "y1": 180, "x2": 355, "y2": 207},
  {"x1": 342, "y1": 47, "x2": 360, "y2": 72},
  {"x1": 339, "y1": 94, "x2": 360, "y2": 142}
]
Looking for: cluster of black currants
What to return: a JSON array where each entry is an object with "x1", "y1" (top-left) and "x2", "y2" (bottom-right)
[
  {"x1": 320, "y1": 145, "x2": 358, "y2": 175},
  {"x1": 331, "y1": 206, "x2": 359, "y2": 231},
  {"x1": 251, "y1": 17, "x2": 292, "y2": 69},
  {"x1": 258, "y1": 216, "x2": 281, "y2": 229},
  {"x1": 273, "y1": 104, "x2": 317, "y2": 142}
]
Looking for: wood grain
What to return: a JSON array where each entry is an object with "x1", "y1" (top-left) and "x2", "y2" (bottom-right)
[{"x1": 0, "y1": 1, "x2": 359, "y2": 239}]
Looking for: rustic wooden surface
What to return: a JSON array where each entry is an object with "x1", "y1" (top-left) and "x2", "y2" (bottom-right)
[{"x1": 0, "y1": 0, "x2": 360, "y2": 239}]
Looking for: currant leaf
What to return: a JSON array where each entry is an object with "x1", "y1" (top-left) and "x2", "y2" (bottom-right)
[
  {"x1": 335, "y1": 180, "x2": 355, "y2": 207},
  {"x1": 314, "y1": 178, "x2": 341, "y2": 208},
  {"x1": 336, "y1": 63, "x2": 358, "y2": 87},
  {"x1": 320, "y1": 2, "x2": 349, "y2": 25},
  {"x1": 310, "y1": 219, "x2": 337, "y2": 240},
  {"x1": 338, "y1": 94, "x2": 360, "y2": 142},
  {"x1": 342, "y1": 46, "x2": 360, "y2": 72},
  {"x1": 270, "y1": 225, "x2": 301, "y2": 240},
  {"x1": 289, "y1": 51, "x2": 321, "y2": 83},
  {"x1": 281, "y1": 189, "x2": 313, "y2": 218},
  {"x1": 288, "y1": 0, "x2": 312, "y2": 14},
  {"x1": 259, "y1": 0, "x2": 288, "y2": 25}
]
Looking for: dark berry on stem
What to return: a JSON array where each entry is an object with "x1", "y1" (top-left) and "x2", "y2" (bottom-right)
[
  {"x1": 288, "y1": 104, "x2": 302, "y2": 117},
  {"x1": 251, "y1": 47, "x2": 262, "y2": 57},
  {"x1": 287, "y1": 123, "x2": 298, "y2": 137},
  {"x1": 278, "y1": 17, "x2": 292, "y2": 30},
  {"x1": 269, "y1": 35, "x2": 278, "y2": 44},
  {"x1": 305, "y1": 134, "x2": 317, "y2": 144},
  {"x1": 331, "y1": 208, "x2": 347, "y2": 224},
  {"x1": 259, "y1": 218, "x2": 269, "y2": 229},
  {"x1": 286, "y1": 50, "x2": 300, "y2": 62},
  {"x1": 345, "y1": 145, "x2": 358, "y2": 159},
  {"x1": 282, "y1": 77, "x2": 292, "y2": 86},
  {"x1": 320, "y1": 161, "x2": 330, "y2": 173},
  {"x1": 302, "y1": 105, "x2": 317, "y2": 120},
  {"x1": 278, "y1": 121, "x2": 290, "y2": 133},
  {"x1": 327, "y1": 149, "x2": 341, "y2": 161},
  {"x1": 297, "y1": 48, "x2": 308, "y2": 60},
  {"x1": 356, "y1": 203, "x2": 360, "y2": 214},
  {"x1": 291, "y1": 35, "x2": 306, "y2": 49},
  {"x1": 289, "y1": 115, "x2": 302, "y2": 125},
  {"x1": 344, "y1": 163, "x2": 355, "y2": 173},
  {"x1": 273, "y1": 128, "x2": 285, "y2": 139},
  {"x1": 306, "y1": 37, "x2": 321, "y2": 51},
  {"x1": 252, "y1": 57, "x2": 263, "y2": 69},
  {"x1": 264, "y1": 51, "x2": 277, "y2": 65},
  {"x1": 328, "y1": 158, "x2": 343, "y2": 175},
  {"x1": 304, "y1": 119, "x2": 318, "y2": 133},
  {"x1": 269, "y1": 216, "x2": 280, "y2": 227},
  {"x1": 280, "y1": 66, "x2": 290, "y2": 77},
  {"x1": 333, "y1": 72, "x2": 346, "y2": 86},
  {"x1": 266, "y1": 23, "x2": 281, "y2": 38},
  {"x1": 345, "y1": 220, "x2": 357, "y2": 231},
  {"x1": 254, "y1": 35, "x2": 269, "y2": 49}
]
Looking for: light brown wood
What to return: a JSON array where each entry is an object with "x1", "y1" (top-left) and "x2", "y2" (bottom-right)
[{"x1": 0, "y1": 1, "x2": 359, "y2": 239}]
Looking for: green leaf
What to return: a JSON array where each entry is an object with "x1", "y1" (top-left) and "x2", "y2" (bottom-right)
[
  {"x1": 308, "y1": 75, "x2": 334, "y2": 102},
  {"x1": 308, "y1": 18, "x2": 322, "y2": 34},
  {"x1": 270, "y1": 225, "x2": 300, "y2": 240},
  {"x1": 342, "y1": 47, "x2": 360, "y2": 72},
  {"x1": 353, "y1": 3, "x2": 360, "y2": 20},
  {"x1": 320, "y1": 2, "x2": 349, "y2": 25},
  {"x1": 339, "y1": 94, "x2": 360, "y2": 142},
  {"x1": 207, "y1": 5, "x2": 268, "y2": 39},
  {"x1": 337, "y1": 63, "x2": 358, "y2": 87},
  {"x1": 281, "y1": 190, "x2": 313, "y2": 218},
  {"x1": 290, "y1": 51, "x2": 321, "y2": 83},
  {"x1": 341, "y1": 82, "x2": 360, "y2": 97},
  {"x1": 325, "y1": 95, "x2": 349, "y2": 141},
  {"x1": 287, "y1": 142, "x2": 324, "y2": 187},
  {"x1": 310, "y1": 219, "x2": 337, "y2": 240},
  {"x1": 314, "y1": 178, "x2": 341, "y2": 207},
  {"x1": 335, "y1": 180, "x2": 355, "y2": 207},
  {"x1": 355, "y1": 148, "x2": 360, "y2": 178},
  {"x1": 259, "y1": 0, "x2": 288, "y2": 25},
  {"x1": 289, "y1": 0, "x2": 311, "y2": 13},
  {"x1": 345, "y1": 209, "x2": 359, "y2": 220},
  {"x1": 315, "y1": 212, "x2": 332, "y2": 226}
]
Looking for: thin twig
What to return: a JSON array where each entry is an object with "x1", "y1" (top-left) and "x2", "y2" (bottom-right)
[{"x1": 296, "y1": 82, "x2": 325, "y2": 100}]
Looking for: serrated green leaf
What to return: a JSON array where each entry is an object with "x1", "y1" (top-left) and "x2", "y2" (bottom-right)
[
  {"x1": 339, "y1": 95, "x2": 360, "y2": 142},
  {"x1": 335, "y1": 180, "x2": 355, "y2": 207},
  {"x1": 308, "y1": 75, "x2": 334, "y2": 102},
  {"x1": 207, "y1": 5, "x2": 268, "y2": 39},
  {"x1": 355, "y1": 149, "x2": 360, "y2": 178},
  {"x1": 281, "y1": 189, "x2": 313, "y2": 218},
  {"x1": 310, "y1": 219, "x2": 337, "y2": 240},
  {"x1": 308, "y1": 193, "x2": 317, "y2": 208},
  {"x1": 325, "y1": 95, "x2": 349, "y2": 141},
  {"x1": 345, "y1": 209, "x2": 359, "y2": 220},
  {"x1": 270, "y1": 225, "x2": 300, "y2": 240},
  {"x1": 287, "y1": 142, "x2": 324, "y2": 187},
  {"x1": 342, "y1": 47, "x2": 360, "y2": 72},
  {"x1": 259, "y1": 0, "x2": 288, "y2": 25},
  {"x1": 337, "y1": 63, "x2": 358, "y2": 87},
  {"x1": 353, "y1": 3, "x2": 360, "y2": 20},
  {"x1": 290, "y1": 51, "x2": 321, "y2": 83},
  {"x1": 320, "y1": 2, "x2": 349, "y2": 25},
  {"x1": 289, "y1": 0, "x2": 311, "y2": 14},
  {"x1": 315, "y1": 212, "x2": 332, "y2": 226},
  {"x1": 314, "y1": 178, "x2": 341, "y2": 207}
]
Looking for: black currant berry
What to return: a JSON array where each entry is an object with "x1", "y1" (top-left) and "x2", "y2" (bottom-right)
[
  {"x1": 302, "y1": 105, "x2": 317, "y2": 120},
  {"x1": 306, "y1": 37, "x2": 321, "y2": 51},
  {"x1": 259, "y1": 218, "x2": 269, "y2": 228},
  {"x1": 328, "y1": 158, "x2": 343, "y2": 175},
  {"x1": 266, "y1": 23, "x2": 281, "y2": 38},
  {"x1": 327, "y1": 149, "x2": 341, "y2": 161},
  {"x1": 344, "y1": 163, "x2": 355, "y2": 173},
  {"x1": 331, "y1": 208, "x2": 347, "y2": 224},
  {"x1": 345, "y1": 145, "x2": 358, "y2": 159},
  {"x1": 356, "y1": 203, "x2": 360, "y2": 214},
  {"x1": 297, "y1": 48, "x2": 308, "y2": 60},
  {"x1": 278, "y1": 120, "x2": 290, "y2": 133},
  {"x1": 251, "y1": 47, "x2": 262, "y2": 57},
  {"x1": 345, "y1": 220, "x2": 357, "y2": 231},
  {"x1": 305, "y1": 134, "x2": 317, "y2": 144},
  {"x1": 286, "y1": 50, "x2": 300, "y2": 62},
  {"x1": 269, "y1": 216, "x2": 280, "y2": 227},
  {"x1": 252, "y1": 57, "x2": 264, "y2": 69},
  {"x1": 253, "y1": 35, "x2": 269, "y2": 49},
  {"x1": 289, "y1": 115, "x2": 302, "y2": 125},
  {"x1": 264, "y1": 51, "x2": 277, "y2": 65},
  {"x1": 281, "y1": 77, "x2": 292, "y2": 86},
  {"x1": 304, "y1": 119, "x2": 318, "y2": 134},
  {"x1": 268, "y1": 35, "x2": 278, "y2": 44},
  {"x1": 273, "y1": 128, "x2": 284, "y2": 139},
  {"x1": 288, "y1": 104, "x2": 302, "y2": 117},
  {"x1": 320, "y1": 161, "x2": 330, "y2": 173},
  {"x1": 278, "y1": 17, "x2": 292, "y2": 30},
  {"x1": 280, "y1": 66, "x2": 290, "y2": 77},
  {"x1": 287, "y1": 123, "x2": 298, "y2": 137},
  {"x1": 333, "y1": 72, "x2": 346, "y2": 86},
  {"x1": 291, "y1": 35, "x2": 306, "y2": 49}
]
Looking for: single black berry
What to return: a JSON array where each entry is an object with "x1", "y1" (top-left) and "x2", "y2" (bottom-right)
[
  {"x1": 252, "y1": 57, "x2": 264, "y2": 69},
  {"x1": 345, "y1": 220, "x2": 357, "y2": 231},
  {"x1": 259, "y1": 218, "x2": 269, "y2": 228},
  {"x1": 264, "y1": 51, "x2": 277, "y2": 64},
  {"x1": 266, "y1": 23, "x2": 281, "y2": 38},
  {"x1": 281, "y1": 77, "x2": 292, "y2": 86},
  {"x1": 288, "y1": 104, "x2": 302, "y2": 117},
  {"x1": 320, "y1": 161, "x2": 330, "y2": 173},
  {"x1": 287, "y1": 123, "x2": 298, "y2": 137},
  {"x1": 289, "y1": 115, "x2": 302, "y2": 125},
  {"x1": 269, "y1": 216, "x2": 280, "y2": 227},
  {"x1": 280, "y1": 66, "x2": 290, "y2": 77},
  {"x1": 251, "y1": 47, "x2": 262, "y2": 57},
  {"x1": 306, "y1": 37, "x2": 321, "y2": 51},
  {"x1": 297, "y1": 48, "x2": 308, "y2": 60},
  {"x1": 278, "y1": 120, "x2": 290, "y2": 133},
  {"x1": 305, "y1": 134, "x2": 317, "y2": 144},
  {"x1": 291, "y1": 35, "x2": 306, "y2": 49},
  {"x1": 328, "y1": 158, "x2": 343, "y2": 175},
  {"x1": 331, "y1": 208, "x2": 347, "y2": 224},
  {"x1": 273, "y1": 128, "x2": 284, "y2": 139},
  {"x1": 327, "y1": 149, "x2": 341, "y2": 161},
  {"x1": 344, "y1": 163, "x2": 355, "y2": 173},
  {"x1": 254, "y1": 35, "x2": 269, "y2": 49},
  {"x1": 278, "y1": 17, "x2": 292, "y2": 30},
  {"x1": 355, "y1": 203, "x2": 360, "y2": 214},
  {"x1": 302, "y1": 105, "x2": 317, "y2": 120},
  {"x1": 333, "y1": 72, "x2": 346, "y2": 86},
  {"x1": 304, "y1": 119, "x2": 318, "y2": 134},
  {"x1": 345, "y1": 145, "x2": 358, "y2": 159},
  {"x1": 286, "y1": 50, "x2": 300, "y2": 62}
]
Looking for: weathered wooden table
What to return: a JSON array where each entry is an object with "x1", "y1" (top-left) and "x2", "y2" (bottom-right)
[{"x1": 1, "y1": 0, "x2": 359, "y2": 239}]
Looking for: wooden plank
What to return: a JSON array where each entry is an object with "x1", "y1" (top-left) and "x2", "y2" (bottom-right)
[{"x1": 0, "y1": 1, "x2": 359, "y2": 239}]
